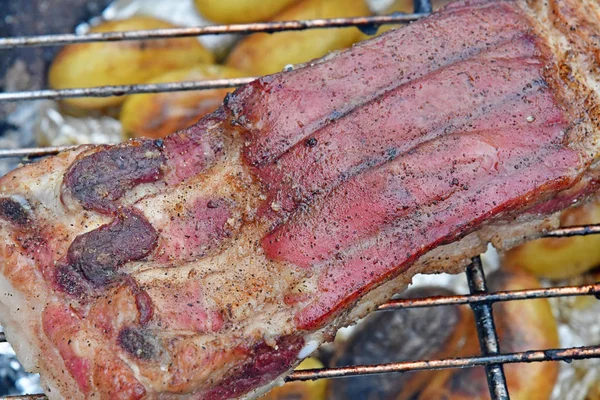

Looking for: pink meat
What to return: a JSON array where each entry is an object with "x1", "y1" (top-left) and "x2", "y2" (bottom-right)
[
  {"x1": 0, "y1": 0, "x2": 599, "y2": 399},
  {"x1": 254, "y1": 37, "x2": 564, "y2": 218},
  {"x1": 228, "y1": 1, "x2": 530, "y2": 167}
]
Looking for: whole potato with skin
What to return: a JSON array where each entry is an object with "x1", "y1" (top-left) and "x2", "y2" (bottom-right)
[
  {"x1": 504, "y1": 198, "x2": 600, "y2": 279},
  {"x1": 120, "y1": 65, "x2": 244, "y2": 139},
  {"x1": 194, "y1": 0, "x2": 299, "y2": 24},
  {"x1": 384, "y1": 0, "x2": 452, "y2": 12},
  {"x1": 225, "y1": 0, "x2": 371, "y2": 76},
  {"x1": 48, "y1": 16, "x2": 214, "y2": 110}
]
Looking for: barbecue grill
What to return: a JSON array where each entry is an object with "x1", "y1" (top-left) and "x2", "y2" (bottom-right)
[{"x1": 1, "y1": 0, "x2": 600, "y2": 399}]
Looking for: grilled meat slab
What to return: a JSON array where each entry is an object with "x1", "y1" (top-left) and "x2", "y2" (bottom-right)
[{"x1": 1, "y1": 0, "x2": 599, "y2": 398}]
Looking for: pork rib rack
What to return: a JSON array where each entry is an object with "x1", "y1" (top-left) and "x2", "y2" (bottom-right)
[{"x1": 0, "y1": 0, "x2": 599, "y2": 398}]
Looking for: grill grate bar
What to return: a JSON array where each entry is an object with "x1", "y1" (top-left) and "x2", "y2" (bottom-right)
[
  {"x1": 287, "y1": 345, "x2": 600, "y2": 381},
  {"x1": 4, "y1": 346, "x2": 600, "y2": 399},
  {"x1": 377, "y1": 282, "x2": 600, "y2": 310},
  {"x1": 0, "y1": 15, "x2": 427, "y2": 50},
  {"x1": 466, "y1": 257, "x2": 510, "y2": 400},
  {"x1": 544, "y1": 224, "x2": 600, "y2": 237},
  {"x1": 0, "y1": 77, "x2": 257, "y2": 103},
  {"x1": 0, "y1": 146, "x2": 75, "y2": 158},
  {"x1": 3, "y1": 346, "x2": 600, "y2": 399}
]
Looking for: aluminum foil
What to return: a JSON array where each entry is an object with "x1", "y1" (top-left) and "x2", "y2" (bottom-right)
[
  {"x1": 0, "y1": 103, "x2": 38, "y2": 177},
  {"x1": 410, "y1": 249, "x2": 600, "y2": 400},
  {"x1": 35, "y1": 101, "x2": 124, "y2": 147},
  {"x1": 410, "y1": 250, "x2": 600, "y2": 400},
  {"x1": 550, "y1": 274, "x2": 600, "y2": 400}
]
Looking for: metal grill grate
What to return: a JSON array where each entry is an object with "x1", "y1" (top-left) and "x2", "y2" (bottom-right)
[{"x1": 1, "y1": 0, "x2": 600, "y2": 399}]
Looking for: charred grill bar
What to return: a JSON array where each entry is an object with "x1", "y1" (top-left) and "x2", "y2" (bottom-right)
[
  {"x1": 287, "y1": 345, "x2": 600, "y2": 381},
  {"x1": 1, "y1": 0, "x2": 600, "y2": 398},
  {"x1": 0, "y1": 14, "x2": 430, "y2": 102},
  {"x1": 0, "y1": 14, "x2": 428, "y2": 49},
  {"x1": 466, "y1": 257, "x2": 509, "y2": 400},
  {"x1": 0, "y1": 78, "x2": 258, "y2": 103}
]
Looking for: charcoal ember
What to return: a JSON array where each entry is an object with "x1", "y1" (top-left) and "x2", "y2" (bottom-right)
[{"x1": 328, "y1": 287, "x2": 470, "y2": 400}]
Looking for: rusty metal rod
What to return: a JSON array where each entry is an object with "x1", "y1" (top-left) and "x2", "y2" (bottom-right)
[
  {"x1": 0, "y1": 77, "x2": 257, "y2": 103},
  {"x1": 2, "y1": 346, "x2": 599, "y2": 399},
  {"x1": 0, "y1": 15, "x2": 427, "y2": 50},
  {"x1": 376, "y1": 282, "x2": 600, "y2": 310},
  {"x1": 544, "y1": 224, "x2": 600, "y2": 237},
  {"x1": 466, "y1": 257, "x2": 509, "y2": 400},
  {"x1": 287, "y1": 345, "x2": 600, "y2": 381},
  {"x1": 0, "y1": 146, "x2": 75, "y2": 158}
]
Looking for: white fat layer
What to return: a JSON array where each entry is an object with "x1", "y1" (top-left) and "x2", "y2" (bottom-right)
[
  {"x1": 0, "y1": 268, "x2": 82, "y2": 399},
  {"x1": 297, "y1": 340, "x2": 319, "y2": 359},
  {"x1": 0, "y1": 274, "x2": 36, "y2": 371},
  {"x1": 37, "y1": 169, "x2": 67, "y2": 217}
]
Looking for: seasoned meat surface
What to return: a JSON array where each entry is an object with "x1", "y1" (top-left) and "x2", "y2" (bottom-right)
[{"x1": 0, "y1": 0, "x2": 599, "y2": 398}]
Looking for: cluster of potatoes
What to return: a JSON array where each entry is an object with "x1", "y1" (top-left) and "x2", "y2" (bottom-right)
[{"x1": 48, "y1": 0, "x2": 382, "y2": 139}]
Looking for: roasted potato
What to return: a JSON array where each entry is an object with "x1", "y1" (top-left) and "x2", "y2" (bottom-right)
[
  {"x1": 587, "y1": 379, "x2": 600, "y2": 400},
  {"x1": 328, "y1": 287, "x2": 471, "y2": 400},
  {"x1": 226, "y1": 0, "x2": 370, "y2": 76},
  {"x1": 194, "y1": 0, "x2": 299, "y2": 24},
  {"x1": 48, "y1": 16, "x2": 214, "y2": 110},
  {"x1": 504, "y1": 199, "x2": 600, "y2": 279},
  {"x1": 260, "y1": 358, "x2": 327, "y2": 400},
  {"x1": 120, "y1": 65, "x2": 244, "y2": 139},
  {"x1": 415, "y1": 268, "x2": 559, "y2": 400}
]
